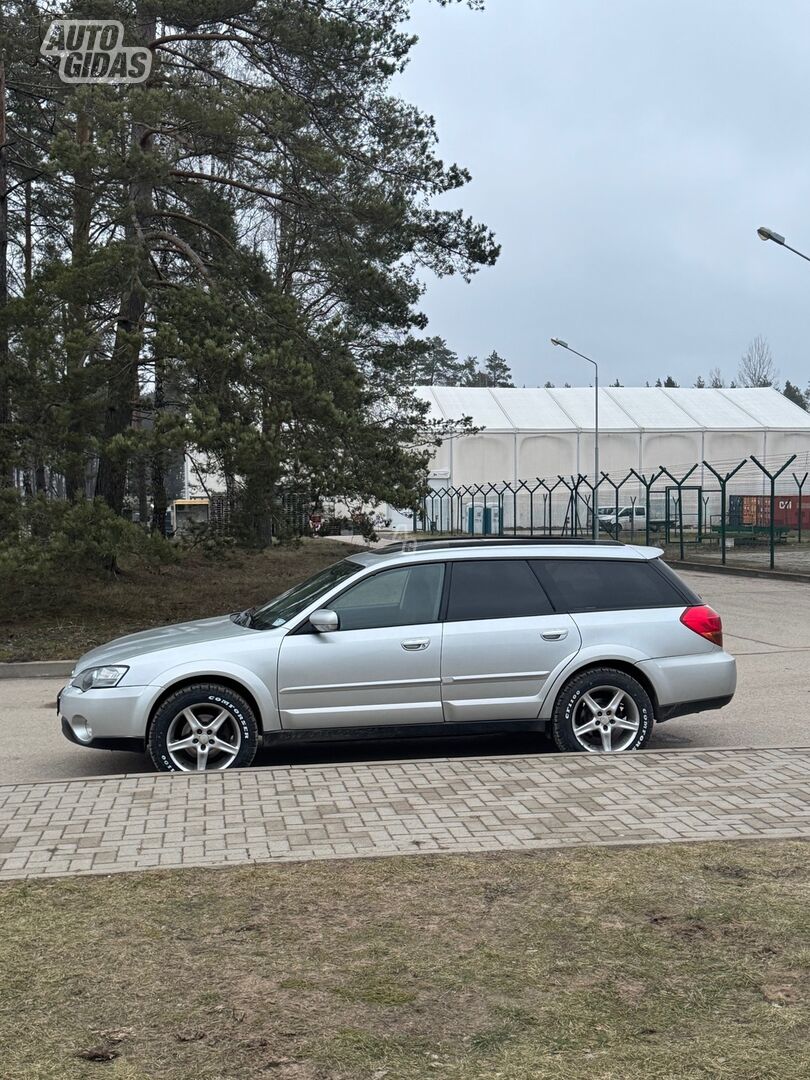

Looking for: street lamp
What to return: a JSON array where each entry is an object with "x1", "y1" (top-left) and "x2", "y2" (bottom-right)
[
  {"x1": 550, "y1": 338, "x2": 599, "y2": 538},
  {"x1": 757, "y1": 226, "x2": 810, "y2": 264}
]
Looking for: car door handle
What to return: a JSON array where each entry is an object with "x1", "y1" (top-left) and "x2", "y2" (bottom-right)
[
  {"x1": 541, "y1": 629, "x2": 568, "y2": 641},
  {"x1": 401, "y1": 638, "x2": 430, "y2": 651}
]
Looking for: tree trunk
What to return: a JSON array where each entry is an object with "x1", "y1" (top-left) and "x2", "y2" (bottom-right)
[
  {"x1": 95, "y1": 10, "x2": 156, "y2": 514},
  {"x1": 95, "y1": 283, "x2": 147, "y2": 512},
  {"x1": 150, "y1": 349, "x2": 168, "y2": 536},
  {"x1": 64, "y1": 107, "x2": 93, "y2": 500},
  {"x1": 0, "y1": 58, "x2": 12, "y2": 488},
  {"x1": 23, "y1": 179, "x2": 31, "y2": 286}
]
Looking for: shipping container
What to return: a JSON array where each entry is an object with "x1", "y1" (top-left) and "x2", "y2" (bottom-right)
[{"x1": 729, "y1": 494, "x2": 810, "y2": 530}]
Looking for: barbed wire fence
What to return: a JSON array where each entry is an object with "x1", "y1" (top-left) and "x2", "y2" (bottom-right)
[{"x1": 414, "y1": 454, "x2": 810, "y2": 573}]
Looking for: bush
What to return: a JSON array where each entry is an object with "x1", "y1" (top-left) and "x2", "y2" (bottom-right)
[{"x1": 0, "y1": 495, "x2": 176, "y2": 580}]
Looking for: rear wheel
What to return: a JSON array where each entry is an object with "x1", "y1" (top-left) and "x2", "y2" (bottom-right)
[
  {"x1": 148, "y1": 683, "x2": 259, "y2": 772},
  {"x1": 551, "y1": 667, "x2": 653, "y2": 753}
]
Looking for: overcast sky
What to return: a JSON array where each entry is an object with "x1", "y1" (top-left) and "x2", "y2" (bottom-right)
[{"x1": 396, "y1": 0, "x2": 810, "y2": 389}]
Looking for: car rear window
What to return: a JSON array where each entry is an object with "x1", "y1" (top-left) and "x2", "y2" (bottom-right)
[
  {"x1": 531, "y1": 558, "x2": 691, "y2": 613},
  {"x1": 447, "y1": 559, "x2": 554, "y2": 621}
]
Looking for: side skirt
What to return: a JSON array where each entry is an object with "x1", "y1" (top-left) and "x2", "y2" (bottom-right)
[{"x1": 261, "y1": 718, "x2": 549, "y2": 747}]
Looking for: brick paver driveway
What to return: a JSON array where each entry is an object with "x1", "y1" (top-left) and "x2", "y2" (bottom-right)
[{"x1": 1, "y1": 747, "x2": 809, "y2": 881}]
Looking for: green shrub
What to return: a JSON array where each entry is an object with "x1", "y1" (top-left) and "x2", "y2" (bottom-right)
[{"x1": 0, "y1": 495, "x2": 176, "y2": 580}]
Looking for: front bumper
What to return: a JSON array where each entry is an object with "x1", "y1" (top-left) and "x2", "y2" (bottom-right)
[
  {"x1": 60, "y1": 716, "x2": 144, "y2": 753},
  {"x1": 58, "y1": 683, "x2": 150, "y2": 753}
]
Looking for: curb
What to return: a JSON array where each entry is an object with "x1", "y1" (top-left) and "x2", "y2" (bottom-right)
[
  {"x1": 668, "y1": 559, "x2": 810, "y2": 583},
  {"x1": 0, "y1": 660, "x2": 74, "y2": 680}
]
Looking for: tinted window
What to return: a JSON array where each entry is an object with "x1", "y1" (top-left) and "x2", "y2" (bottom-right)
[
  {"x1": 331, "y1": 563, "x2": 444, "y2": 631},
  {"x1": 447, "y1": 559, "x2": 553, "y2": 621},
  {"x1": 532, "y1": 558, "x2": 687, "y2": 613}
]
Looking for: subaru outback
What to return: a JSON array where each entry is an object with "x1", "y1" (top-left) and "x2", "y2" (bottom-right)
[{"x1": 58, "y1": 538, "x2": 736, "y2": 770}]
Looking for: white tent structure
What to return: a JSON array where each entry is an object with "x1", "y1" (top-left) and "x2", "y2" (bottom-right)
[{"x1": 416, "y1": 386, "x2": 810, "y2": 488}]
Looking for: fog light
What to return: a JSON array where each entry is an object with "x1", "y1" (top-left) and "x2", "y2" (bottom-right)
[{"x1": 70, "y1": 718, "x2": 94, "y2": 743}]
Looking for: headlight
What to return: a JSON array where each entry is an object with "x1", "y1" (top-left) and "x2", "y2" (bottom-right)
[{"x1": 71, "y1": 665, "x2": 129, "y2": 691}]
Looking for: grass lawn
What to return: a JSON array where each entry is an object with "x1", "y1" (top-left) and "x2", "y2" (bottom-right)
[
  {"x1": 2, "y1": 840, "x2": 809, "y2": 1079},
  {"x1": 0, "y1": 539, "x2": 353, "y2": 662}
]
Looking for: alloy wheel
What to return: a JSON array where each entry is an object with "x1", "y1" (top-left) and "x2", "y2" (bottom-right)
[
  {"x1": 571, "y1": 684, "x2": 641, "y2": 752},
  {"x1": 165, "y1": 704, "x2": 243, "y2": 772}
]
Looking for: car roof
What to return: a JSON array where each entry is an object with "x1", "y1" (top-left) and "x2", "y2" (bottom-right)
[{"x1": 346, "y1": 538, "x2": 664, "y2": 569}]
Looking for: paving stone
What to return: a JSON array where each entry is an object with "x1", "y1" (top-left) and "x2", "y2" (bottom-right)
[{"x1": 1, "y1": 748, "x2": 810, "y2": 881}]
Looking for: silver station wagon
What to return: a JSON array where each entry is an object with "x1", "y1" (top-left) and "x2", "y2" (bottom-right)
[{"x1": 59, "y1": 538, "x2": 736, "y2": 771}]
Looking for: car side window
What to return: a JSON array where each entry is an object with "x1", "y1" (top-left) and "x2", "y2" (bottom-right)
[
  {"x1": 330, "y1": 563, "x2": 445, "y2": 631},
  {"x1": 531, "y1": 558, "x2": 687, "y2": 613},
  {"x1": 446, "y1": 559, "x2": 553, "y2": 621}
]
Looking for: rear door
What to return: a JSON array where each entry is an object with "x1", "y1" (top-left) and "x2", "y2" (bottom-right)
[
  {"x1": 440, "y1": 558, "x2": 581, "y2": 723},
  {"x1": 532, "y1": 556, "x2": 694, "y2": 658}
]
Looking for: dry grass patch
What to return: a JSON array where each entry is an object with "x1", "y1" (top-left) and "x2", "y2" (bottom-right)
[
  {"x1": 0, "y1": 539, "x2": 351, "y2": 661},
  {"x1": 1, "y1": 840, "x2": 809, "y2": 1079}
]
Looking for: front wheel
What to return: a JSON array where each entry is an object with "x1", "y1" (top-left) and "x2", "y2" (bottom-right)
[
  {"x1": 148, "y1": 683, "x2": 259, "y2": 772},
  {"x1": 551, "y1": 668, "x2": 653, "y2": 753}
]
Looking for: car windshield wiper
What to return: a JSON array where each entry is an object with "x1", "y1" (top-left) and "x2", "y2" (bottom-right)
[{"x1": 230, "y1": 607, "x2": 256, "y2": 628}]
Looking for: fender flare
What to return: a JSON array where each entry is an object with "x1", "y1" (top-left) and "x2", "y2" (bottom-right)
[
  {"x1": 141, "y1": 661, "x2": 281, "y2": 733},
  {"x1": 537, "y1": 644, "x2": 654, "y2": 720}
]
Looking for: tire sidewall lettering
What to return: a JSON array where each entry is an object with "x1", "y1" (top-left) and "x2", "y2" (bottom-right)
[
  {"x1": 554, "y1": 671, "x2": 653, "y2": 753},
  {"x1": 149, "y1": 686, "x2": 258, "y2": 773}
]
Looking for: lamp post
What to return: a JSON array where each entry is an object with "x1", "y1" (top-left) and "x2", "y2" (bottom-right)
[
  {"x1": 757, "y1": 226, "x2": 810, "y2": 264},
  {"x1": 550, "y1": 338, "x2": 599, "y2": 538}
]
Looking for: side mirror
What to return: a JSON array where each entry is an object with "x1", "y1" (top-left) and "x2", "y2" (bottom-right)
[{"x1": 310, "y1": 608, "x2": 339, "y2": 633}]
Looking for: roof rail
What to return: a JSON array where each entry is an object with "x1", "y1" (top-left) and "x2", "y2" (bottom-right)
[{"x1": 377, "y1": 537, "x2": 623, "y2": 552}]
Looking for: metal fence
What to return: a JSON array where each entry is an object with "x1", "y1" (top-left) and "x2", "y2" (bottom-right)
[{"x1": 415, "y1": 454, "x2": 810, "y2": 573}]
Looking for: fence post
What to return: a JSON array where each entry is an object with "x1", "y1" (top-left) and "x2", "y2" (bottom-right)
[
  {"x1": 600, "y1": 471, "x2": 633, "y2": 541},
  {"x1": 557, "y1": 476, "x2": 578, "y2": 536},
  {"x1": 702, "y1": 460, "x2": 746, "y2": 565},
  {"x1": 538, "y1": 478, "x2": 561, "y2": 535},
  {"x1": 516, "y1": 480, "x2": 531, "y2": 536},
  {"x1": 793, "y1": 472, "x2": 808, "y2": 545},
  {"x1": 487, "y1": 483, "x2": 503, "y2": 535},
  {"x1": 750, "y1": 455, "x2": 797, "y2": 569},
  {"x1": 629, "y1": 468, "x2": 665, "y2": 547},
  {"x1": 576, "y1": 473, "x2": 603, "y2": 537}
]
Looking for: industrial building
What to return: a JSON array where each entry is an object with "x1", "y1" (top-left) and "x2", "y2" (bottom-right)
[
  {"x1": 400, "y1": 386, "x2": 810, "y2": 535},
  {"x1": 415, "y1": 385, "x2": 810, "y2": 487}
]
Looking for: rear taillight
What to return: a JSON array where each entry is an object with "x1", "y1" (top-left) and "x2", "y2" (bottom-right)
[{"x1": 680, "y1": 605, "x2": 723, "y2": 647}]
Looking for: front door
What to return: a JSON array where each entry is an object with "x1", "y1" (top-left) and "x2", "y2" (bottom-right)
[
  {"x1": 277, "y1": 561, "x2": 446, "y2": 729},
  {"x1": 440, "y1": 558, "x2": 581, "y2": 723}
]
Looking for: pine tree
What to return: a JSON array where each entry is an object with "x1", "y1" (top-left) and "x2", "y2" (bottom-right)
[
  {"x1": 708, "y1": 368, "x2": 725, "y2": 388},
  {"x1": 2, "y1": 0, "x2": 499, "y2": 541},
  {"x1": 410, "y1": 337, "x2": 467, "y2": 385},
  {"x1": 483, "y1": 349, "x2": 513, "y2": 387},
  {"x1": 783, "y1": 380, "x2": 807, "y2": 410}
]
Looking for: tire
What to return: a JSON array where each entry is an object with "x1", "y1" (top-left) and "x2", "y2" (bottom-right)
[
  {"x1": 148, "y1": 683, "x2": 259, "y2": 773},
  {"x1": 551, "y1": 667, "x2": 653, "y2": 754}
]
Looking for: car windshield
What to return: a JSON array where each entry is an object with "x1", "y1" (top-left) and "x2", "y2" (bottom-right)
[{"x1": 248, "y1": 558, "x2": 361, "y2": 630}]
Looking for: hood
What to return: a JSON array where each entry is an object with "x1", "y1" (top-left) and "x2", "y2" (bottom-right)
[{"x1": 73, "y1": 614, "x2": 253, "y2": 673}]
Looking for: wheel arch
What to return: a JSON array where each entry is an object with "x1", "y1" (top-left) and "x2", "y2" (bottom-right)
[
  {"x1": 146, "y1": 676, "x2": 265, "y2": 737},
  {"x1": 548, "y1": 658, "x2": 660, "y2": 717}
]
